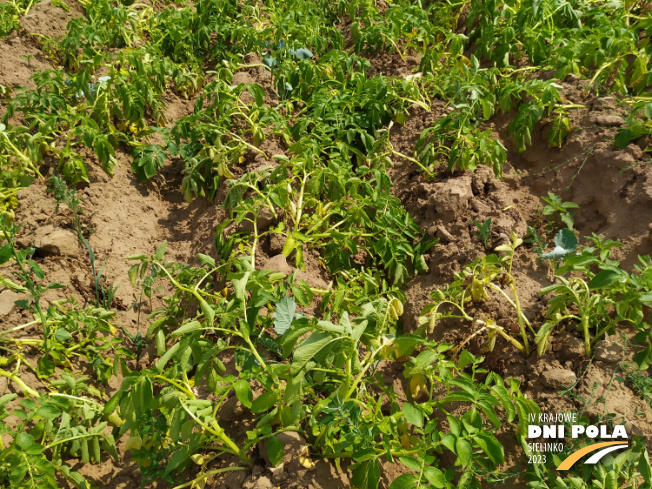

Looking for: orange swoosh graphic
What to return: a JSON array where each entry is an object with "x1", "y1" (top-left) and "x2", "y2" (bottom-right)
[{"x1": 557, "y1": 441, "x2": 626, "y2": 470}]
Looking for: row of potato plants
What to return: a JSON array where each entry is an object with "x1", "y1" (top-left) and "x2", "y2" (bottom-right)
[{"x1": 3, "y1": 0, "x2": 652, "y2": 218}]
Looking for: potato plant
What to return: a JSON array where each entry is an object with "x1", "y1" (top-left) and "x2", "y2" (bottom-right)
[
  {"x1": 221, "y1": 154, "x2": 435, "y2": 286},
  {"x1": 539, "y1": 234, "x2": 652, "y2": 359},
  {"x1": 0, "y1": 393, "x2": 118, "y2": 489},
  {"x1": 422, "y1": 233, "x2": 534, "y2": 356},
  {"x1": 0, "y1": 224, "x2": 124, "y2": 488},
  {"x1": 0, "y1": 0, "x2": 47, "y2": 38},
  {"x1": 422, "y1": 227, "x2": 652, "y2": 362},
  {"x1": 103, "y1": 240, "x2": 541, "y2": 489}
]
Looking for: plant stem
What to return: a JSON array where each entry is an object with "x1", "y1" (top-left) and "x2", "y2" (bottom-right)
[
  {"x1": 319, "y1": 447, "x2": 421, "y2": 459},
  {"x1": 294, "y1": 170, "x2": 308, "y2": 226},
  {"x1": 251, "y1": 219, "x2": 258, "y2": 268},
  {"x1": 0, "y1": 130, "x2": 42, "y2": 177},
  {"x1": 581, "y1": 315, "x2": 591, "y2": 357},
  {"x1": 458, "y1": 320, "x2": 525, "y2": 354},
  {"x1": 49, "y1": 392, "x2": 103, "y2": 406},
  {"x1": 388, "y1": 145, "x2": 435, "y2": 179},
  {"x1": 46, "y1": 432, "x2": 103, "y2": 449},
  {"x1": 153, "y1": 375, "x2": 196, "y2": 398},
  {"x1": 1, "y1": 319, "x2": 41, "y2": 335},
  {"x1": 507, "y1": 283, "x2": 530, "y2": 355},
  {"x1": 2, "y1": 226, "x2": 51, "y2": 361},
  {"x1": 487, "y1": 283, "x2": 534, "y2": 334},
  {"x1": 172, "y1": 467, "x2": 247, "y2": 489},
  {"x1": 243, "y1": 335, "x2": 267, "y2": 370},
  {"x1": 429, "y1": 300, "x2": 472, "y2": 332},
  {"x1": 0, "y1": 368, "x2": 39, "y2": 397},
  {"x1": 591, "y1": 320, "x2": 631, "y2": 347},
  {"x1": 344, "y1": 304, "x2": 391, "y2": 400},
  {"x1": 180, "y1": 401, "x2": 252, "y2": 467}
]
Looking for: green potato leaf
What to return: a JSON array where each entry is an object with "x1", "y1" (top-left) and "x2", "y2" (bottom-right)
[
  {"x1": 588, "y1": 270, "x2": 621, "y2": 290},
  {"x1": 234, "y1": 379, "x2": 253, "y2": 409},
  {"x1": 403, "y1": 403, "x2": 424, "y2": 428},
  {"x1": 266, "y1": 436, "x2": 284, "y2": 467},
  {"x1": 274, "y1": 296, "x2": 296, "y2": 335}
]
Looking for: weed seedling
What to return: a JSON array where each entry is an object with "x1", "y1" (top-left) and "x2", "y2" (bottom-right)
[
  {"x1": 79, "y1": 233, "x2": 119, "y2": 308},
  {"x1": 539, "y1": 227, "x2": 578, "y2": 277},
  {"x1": 621, "y1": 370, "x2": 652, "y2": 407},
  {"x1": 46, "y1": 174, "x2": 87, "y2": 237},
  {"x1": 21, "y1": 54, "x2": 34, "y2": 68},
  {"x1": 524, "y1": 225, "x2": 545, "y2": 255},
  {"x1": 541, "y1": 192, "x2": 579, "y2": 231},
  {"x1": 474, "y1": 217, "x2": 492, "y2": 249}
]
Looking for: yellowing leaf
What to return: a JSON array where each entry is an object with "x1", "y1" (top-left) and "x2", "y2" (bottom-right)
[
  {"x1": 190, "y1": 454, "x2": 205, "y2": 465},
  {"x1": 298, "y1": 446, "x2": 315, "y2": 469},
  {"x1": 400, "y1": 434, "x2": 412, "y2": 449},
  {"x1": 409, "y1": 374, "x2": 428, "y2": 402},
  {"x1": 106, "y1": 412, "x2": 124, "y2": 427},
  {"x1": 282, "y1": 234, "x2": 296, "y2": 257},
  {"x1": 125, "y1": 435, "x2": 142, "y2": 451},
  {"x1": 191, "y1": 479, "x2": 206, "y2": 489},
  {"x1": 428, "y1": 312, "x2": 437, "y2": 332},
  {"x1": 217, "y1": 162, "x2": 235, "y2": 179},
  {"x1": 389, "y1": 298, "x2": 404, "y2": 320}
]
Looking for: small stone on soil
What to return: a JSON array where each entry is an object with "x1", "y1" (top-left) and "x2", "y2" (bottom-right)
[
  {"x1": 256, "y1": 476, "x2": 274, "y2": 489},
  {"x1": 557, "y1": 334, "x2": 585, "y2": 362},
  {"x1": 218, "y1": 395, "x2": 244, "y2": 422},
  {"x1": 593, "y1": 340, "x2": 624, "y2": 363},
  {"x1": 234, "y1": 207, "x2": 276, "y2": 234},
  {"x1": 429, "y1": 175, "x2": 473, "y2": 222},
  {"x1": 269, "y1": 464, "x2": 287, "y2": 482},
  {"x1": 260, "y1": 431, "x2": 306, "y2": 467},
  {"x1": 268, "y1": 233, "x2": 285, "y2": 254},
  {"x1": 625, "y1": 421, "x2": 646, "y2": 437},
  {"x1": 33, "y1": 226, "x2": 79, "y2": 257},
  {"x1": 0, "y1": 290, "x2": 21, "y2": 317},
  {"x1": 435, "y1": 225, "x2": 456, "y2": 243},
  {"x1": 541, "y1": 368, "x2": 577, "y2": 390},
  {"x1": 641, "y1": 172, "x2": 652, "y2": 205},
  {"x1": 261, "y1": 254, "x2": 293, "y2": 275},
  {"x1": 591, "y1": 114, "x2": 625, "y2": 127}
]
